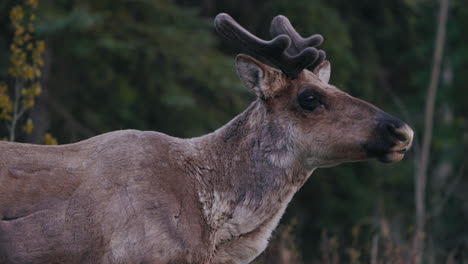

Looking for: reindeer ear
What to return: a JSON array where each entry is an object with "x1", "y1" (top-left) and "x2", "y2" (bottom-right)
[
  {"x1": 313, "y1": 60, "x2": 331, "y2": 84},
  {"x1": 235, "y1": 54, "x2": 283, "y2": 98}
]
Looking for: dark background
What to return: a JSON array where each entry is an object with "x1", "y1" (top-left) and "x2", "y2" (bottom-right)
[{"x1": 0, "y1": 0, "x2": 466, "y2": 263}]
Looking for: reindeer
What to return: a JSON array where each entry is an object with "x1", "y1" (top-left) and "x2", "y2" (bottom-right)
[{"x1": 0, "y1": 13, "x2": 413, "y2": 264}]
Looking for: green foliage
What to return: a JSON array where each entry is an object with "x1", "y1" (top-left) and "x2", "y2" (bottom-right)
[
  {"x1": 0, "y1": 0, "x2": 465, "y2": 262},
  {"x1": 35, "y1": 0, "x2": 249, "y2": 139}
]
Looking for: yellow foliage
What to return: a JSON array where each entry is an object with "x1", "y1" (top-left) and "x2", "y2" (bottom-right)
[
  {"x1": 22, "y1": 119, "x2": 34, "y2": 134},
  {"x1": 22, "y1": 98, "x2": 35, "y2": 109},
  {"x1": 0, "y1": 83, "x2": 12, "y2": 120},
  {"x1": 347, "y1": 247, "x2": 361, "y2": 264},
  {"x1": 31, "y1": 82, "x2": 42, "y2": 96},
  {"x1": 43, "y1": 133, "x2": 58, "y2": 145},
  {"x1": 35, "y1": 40, "x2": 45, "y2": 53},
  {"x1": 23, "y1": 65, "x2": 35, "y2": 80},
  {"x1": 8, "y1": 4, "x2": 45, "y2": 81},
  {"x1": 1, "y1": 1, "x2": 45, "y2": 141},
  {"x1": 26, "y1": 0, "x2": 38, "y2": 9},
  {"x1": 34, "y1": 68, "x2": 41, "y2": 78},
  {"x1": 24, "y1": 33, "x2": 32, "y2": 42},
  {"x1": 10, "y1": 6, "x2": 24, "y2": 23}
]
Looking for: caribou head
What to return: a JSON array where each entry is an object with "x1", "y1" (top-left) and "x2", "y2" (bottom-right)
[{"x1": 215, "y1": 13, "x2": 413, "y2": 168}]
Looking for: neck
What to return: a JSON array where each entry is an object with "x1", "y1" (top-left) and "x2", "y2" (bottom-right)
[{"x1": 190, "y1": 100, "x2": 314, "y2": 243}]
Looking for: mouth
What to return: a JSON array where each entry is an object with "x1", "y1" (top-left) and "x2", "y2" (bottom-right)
[
  {"x1": 376, "y1": 149, "x2": 407, "y2": 163},
  {"x1": 363, "y1": 141, "x2": 411, "y2": 163}
]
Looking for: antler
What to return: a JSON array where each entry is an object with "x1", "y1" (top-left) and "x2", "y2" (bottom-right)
[
  {"x1": 214, "y1": 13, "x2": 323, "y2": 79},
  {"x1": 270, "y1": 15, "x2": 326, "y2": 70}
]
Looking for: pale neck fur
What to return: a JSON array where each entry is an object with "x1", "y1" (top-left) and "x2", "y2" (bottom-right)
[{"x1": 189, "y1": 100, "x2": 314, "y2": 248}]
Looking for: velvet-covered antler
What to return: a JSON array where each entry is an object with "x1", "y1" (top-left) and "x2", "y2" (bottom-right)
[
  {"x1": 270, "y1": 15, "x2": 326, "y2": 70},
  {"x1": 214, "y1": 13, "x2": 323, "y2": 79}
]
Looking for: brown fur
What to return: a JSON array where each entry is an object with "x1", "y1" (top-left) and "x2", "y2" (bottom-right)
[{"x1": 0, "y1": 56, "x2": 412, "y2": 264}]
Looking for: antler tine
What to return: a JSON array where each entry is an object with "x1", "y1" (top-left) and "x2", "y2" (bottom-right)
[
  {"x1": 270, "y1": 15, "x2": 326, "y2": 70},
  {"x1": 214, "y1": 13, "x2": 320, "y2": 78}
]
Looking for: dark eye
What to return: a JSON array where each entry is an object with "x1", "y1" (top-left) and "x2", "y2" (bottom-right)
[{"x1": 298, "y1": 91, "x2": 321, "y2": 111}]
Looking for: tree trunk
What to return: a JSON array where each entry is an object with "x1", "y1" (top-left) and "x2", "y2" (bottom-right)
[{"x1": 413, "y1": 0, "x2": 449, "y2": 263}]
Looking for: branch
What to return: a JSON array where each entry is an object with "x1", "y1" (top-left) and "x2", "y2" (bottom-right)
[
  {"x1": 9, "y1": 78, "x2": 22, "y2": 141},
  {"x1": 370, "y1": 234, "x2": 379, "y2": 264}
]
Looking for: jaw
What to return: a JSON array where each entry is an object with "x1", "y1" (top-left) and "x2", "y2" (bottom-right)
[
  {"x1": 305, "y1": 147, "x2": 409, "y2": 167},
  {"x1": 305, "y1": 152, "x2": 368, "y2": 168}
]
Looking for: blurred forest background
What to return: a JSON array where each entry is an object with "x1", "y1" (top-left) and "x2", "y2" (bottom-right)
[{"x1": 0, "y1": 0, "x2": 466, "y2": 263}]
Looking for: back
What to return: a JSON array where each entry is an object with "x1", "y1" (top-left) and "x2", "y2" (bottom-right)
[{"x1": 0, "y1": 139, "x2": 90, "y2": 221}]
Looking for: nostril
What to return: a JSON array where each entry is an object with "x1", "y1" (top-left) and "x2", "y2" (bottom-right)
[
  {"x1": 396, "y1": 132, "x2": 408, "y2": 142},
  {"x1": 386, "y1": 123, "x2": 396, "y2": 133},
  {"x1": 384, "y1": 122, "x2": 407, "y2": 142},
  {"x1": 394, "y1": 130, "x2": 408, "y2": 142}
]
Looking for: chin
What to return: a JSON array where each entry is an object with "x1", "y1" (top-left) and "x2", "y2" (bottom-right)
[{"x1": 376, "y1": 151, "x2": 406, "y2": 163}]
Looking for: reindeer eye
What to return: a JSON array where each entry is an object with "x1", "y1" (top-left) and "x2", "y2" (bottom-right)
[{"x1": 298, "y1": 91, "x2": 321, "y2": 111}]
